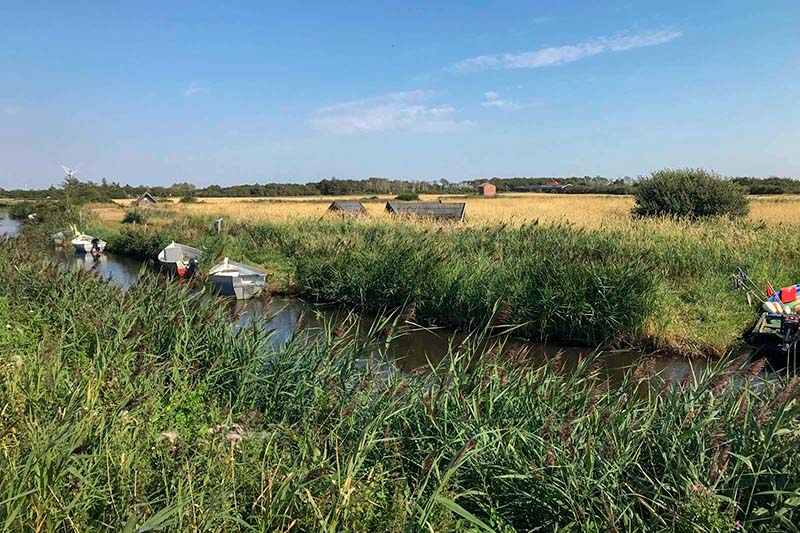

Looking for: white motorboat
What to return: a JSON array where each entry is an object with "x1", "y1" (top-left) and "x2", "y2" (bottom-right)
[
  {"x1": 72, "y1": 233, "x2": 106, "y2": 254},
  {"x1": 158, "y1": 241, "x2": 202, "y2": 276},
  {"x1": 208, "y1": 257, "x2": 267, "y2": 300}
]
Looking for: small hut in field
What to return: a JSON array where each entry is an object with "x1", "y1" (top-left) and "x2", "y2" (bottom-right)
[
  {"x1": 477, "y1": 182, "x2": 496, "y2": 196},
  {"x1": 385, "y1": 201, "x2": 466, "y2": 222},
  {"x1": 132, "y1": 191, "x2": 157, "y2": 208},
  {"x1": 327, "y1": 200, "x2": 368, "y2": 217}
]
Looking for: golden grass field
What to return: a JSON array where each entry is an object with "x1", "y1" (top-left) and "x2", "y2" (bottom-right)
[{"x1": 101, "y1": 193, "x2": 800, "y2": 228}]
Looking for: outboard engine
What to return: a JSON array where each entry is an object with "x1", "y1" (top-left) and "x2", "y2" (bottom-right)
[
  {"x1": 90, "y1": 237, "x2": 102, "y2": 260},
  {"x1": 187, "y1": 257, "x2": 199, "y2": 277},
  {"x1": 780, "y1": 315, "x2": 800, "y2": 352}
]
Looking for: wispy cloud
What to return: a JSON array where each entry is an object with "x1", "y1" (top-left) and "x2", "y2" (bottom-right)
[
  {"x1": 481, "y1": 91, "x2": 542, "y2": 110},
  {"x1": 184, "y1": 85, "x2": 208, "y2": 96},
  {"x1": 481, "y1": 91, "x2": 520, "y2": 109},
  {"x1": 310, "y1": 90, "x2": 471, "y2": 134},
  {"x1": 450, "y1": 29, "x2": 682, "y2": 72}
]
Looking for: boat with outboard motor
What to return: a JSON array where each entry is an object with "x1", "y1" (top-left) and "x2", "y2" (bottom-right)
[
  {"x1": 747, "y1": 283, "x2": 800, "y2": 355},
  {"x1": 70, "y1": 225, "x2": 106, "y2": 255},
  {"x1": 208, "y1": 257, "x2": 267, "y2": 299},
  {"x1": 158, "y1": 241, "x2": 201, "y2": 276}
]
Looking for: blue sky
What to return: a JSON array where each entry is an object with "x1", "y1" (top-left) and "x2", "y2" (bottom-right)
[{"x1": 1, "y1": 0, "x2": 798, "y2": 188}]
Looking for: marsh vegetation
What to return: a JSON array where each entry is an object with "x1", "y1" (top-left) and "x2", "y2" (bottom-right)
[{"x1": 0, "y1": 238, "x2": 798, "y2": 531}]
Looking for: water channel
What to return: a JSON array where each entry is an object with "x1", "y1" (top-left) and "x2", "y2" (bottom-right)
[{"x1": 1, "y1": 210, "x2": 703, "y2": 380}]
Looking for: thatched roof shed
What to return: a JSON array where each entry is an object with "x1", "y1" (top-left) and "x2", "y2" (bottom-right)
[
  {"x1": 327, "y1": 201, "x2": 368, "y2": 216},
  {"x1": 385, "y1": 201, "x2": 466, "y2": 222},
  {"x1": 133, "y1": 191, "x2": 157, "y2": 207}
]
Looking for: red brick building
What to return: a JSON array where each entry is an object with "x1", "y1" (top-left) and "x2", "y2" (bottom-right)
[{"x1": 477, "y1": 182, "x2": 496, "y2": 196}]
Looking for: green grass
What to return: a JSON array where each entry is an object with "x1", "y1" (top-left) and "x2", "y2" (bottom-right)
[{"x1": 0, "y1": 238, "x2": 799, "y2": 531}]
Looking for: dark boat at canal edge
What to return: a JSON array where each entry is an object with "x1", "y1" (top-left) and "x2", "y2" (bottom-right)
[{"x1": 747, "y1": 283, "x2": 800, "y2": 360}]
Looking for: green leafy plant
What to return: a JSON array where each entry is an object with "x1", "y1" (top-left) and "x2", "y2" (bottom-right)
[
  {"x1": 633, "y1": 168, "x2": 749, "y2": 219},
  {"x1": 395, "y1": 193, "x2": 420, "y2": 201}
]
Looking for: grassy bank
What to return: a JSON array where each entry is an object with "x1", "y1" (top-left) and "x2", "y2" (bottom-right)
[
  {"x1": 83, "y1": 209, "x2": 800, "y2": 356},
  {"x1": 1, "y1": 237, "x2": 799, "y2": 531}
]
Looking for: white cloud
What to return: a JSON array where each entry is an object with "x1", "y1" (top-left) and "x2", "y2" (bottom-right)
[
  {"x1": 184, "y1": 85, "x2": 208, "y2": 96},
  {"x1": 481, "y1": 91, "x2": 542, "y2": 110},
  {"x1": 310, "y1": 90, "x2": 471, "y2": 134},
  {"x1": 481, "y1": 91, "x2": 521, "y2": 109},
  {"x1": 450, "y1": 29, "x2": 682, "y2": 72}
]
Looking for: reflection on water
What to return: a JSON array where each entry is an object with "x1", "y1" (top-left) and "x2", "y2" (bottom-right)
[
  {"x1": 232, "y1": 296, "x2": 703, "y2": 382},
  {"x1": 39, "y1": 242, "x2": 706, "y2": 379},
  {"x1": 0, "y1": 211, "x2": 20, "y2": 238},
  {"x1": 48, "y1": 248, "x2": 143, "y2": 289}
]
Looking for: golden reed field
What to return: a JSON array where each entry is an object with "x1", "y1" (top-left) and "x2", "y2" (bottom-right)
[{"x1": 102, "y1": 193, "x2": 800, "y2": 228}]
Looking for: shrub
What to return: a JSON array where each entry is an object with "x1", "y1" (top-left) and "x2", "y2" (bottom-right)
[
  {"x1": 122, "y1": 208, "x2": 147, "y2": 225},
  {"x1": 7, "y1": 200, "x2": 78, "y2": 231},
  {"x1": 633, "y1": 168, "x2": 749, "y2": 219},
  {"x1": 395, "y1": 193, "x2": 420, "y2": 201},
  {"x1": 107, "y1": 226, "x2": 168, "y2": 258},
  {"x1": 179, "y1": 195, "x2": 198, "y2": 203}
]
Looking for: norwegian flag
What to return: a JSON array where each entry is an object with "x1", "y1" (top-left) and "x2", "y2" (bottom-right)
[{"x1": 766, "y1": 283, "x2": 775, "y2": 297}]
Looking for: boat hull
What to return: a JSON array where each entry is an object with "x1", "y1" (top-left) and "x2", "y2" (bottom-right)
[
  {"x1": 72, "y1": 240, "x2": 106, "y2": 254},
  {"x1": 209, "y1": 273, "x2": 265, "y2": 300},
  {"x1": 747, "y1": 312, "x2": 800, "y2": 363},
  {"x1": 158, "y1": 260, "x2": 196, "y2": 277}
]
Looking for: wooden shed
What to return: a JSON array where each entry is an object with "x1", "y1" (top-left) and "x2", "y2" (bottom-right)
[
  {"x1": 477, "y1": 182, "x2": 496, "y2": 196},
  {"x1": 327, "y1": 200, "x2": 368, "y2": 216},
  {"x1": 385, "y1": 201, "x2": 466, "y2": 222},
  {"x1": 133, "y1": 191, "x2": 157, "y2": 207}
]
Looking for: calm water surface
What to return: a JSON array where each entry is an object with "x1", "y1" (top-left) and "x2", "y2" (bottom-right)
[{"x1": 0, "y1": 210, "x2": 19, "y2": 238}]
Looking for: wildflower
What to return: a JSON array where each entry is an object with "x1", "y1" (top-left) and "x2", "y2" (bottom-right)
[
  {"x1": 734, "y1": 520, "x2": 742, "y2": 531},
  {"x1": 691, "y1": 483, "x2": 701, "y2": 492},
  {"x1": 159, "y1": 431, "x2": 179, "y2": 445},
  {"x1": 743, "y1": 358, "x2": 767, "y2": 380}
]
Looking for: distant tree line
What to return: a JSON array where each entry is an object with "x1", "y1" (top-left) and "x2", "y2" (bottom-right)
[{"x1": 1, "y1": 174, "x2": 798, "y2": 203}]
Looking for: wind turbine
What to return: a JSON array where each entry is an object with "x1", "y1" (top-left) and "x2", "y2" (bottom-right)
[{"x1": 61, "y1": 165, "x2": 77, "y2": 180}]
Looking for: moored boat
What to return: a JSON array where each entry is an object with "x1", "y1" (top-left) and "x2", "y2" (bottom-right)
[
  {"x1": 158, "y1": 241, "x2": 201, "y2": 276},
  {"x1": 72, "y1": 233, "x2": 106, "y2": 254},
  {"x1": 208, "y1": 257, "x2": 267, "y2": 300},
  {"x1": 748, "y1": 283, "x2": 800, "y2": 356}
]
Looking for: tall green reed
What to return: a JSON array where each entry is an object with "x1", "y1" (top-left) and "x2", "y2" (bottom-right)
[{"x1": 0, "y1": 238, "x2": 798, "y2": 531}]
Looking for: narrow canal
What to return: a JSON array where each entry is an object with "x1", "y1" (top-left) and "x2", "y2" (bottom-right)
[{"x1": 1, "y1": 210, "x2": 703, "y2": 380}]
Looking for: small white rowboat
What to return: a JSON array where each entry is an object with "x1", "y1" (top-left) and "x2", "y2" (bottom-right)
[
  {"x1": 208, "y1": 257, "x2": 267, "y2": 300},
  {"x1": 158, "y1": 241, "x2": 202, "y2": 276}
]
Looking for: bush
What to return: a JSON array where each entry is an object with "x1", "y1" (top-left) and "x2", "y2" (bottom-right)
[
  {"x1": 394, "y1": 193, "x2": 419, "y2": 201},
  {"x1": 122, "y1": 208, "x2": 147, "y2": 225},
  {"x1": 633, "y1": 168, "x2": 749, "y2": 219},
  {"x1": 179, "y1": 195, "x2": 198, "y2": 203},
  {"x1": 7, "y1": 200, "x2": 78, "y2": 232},
  {"x1": 107, "y1": 226, "x2": 168, "y2": 258}
]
